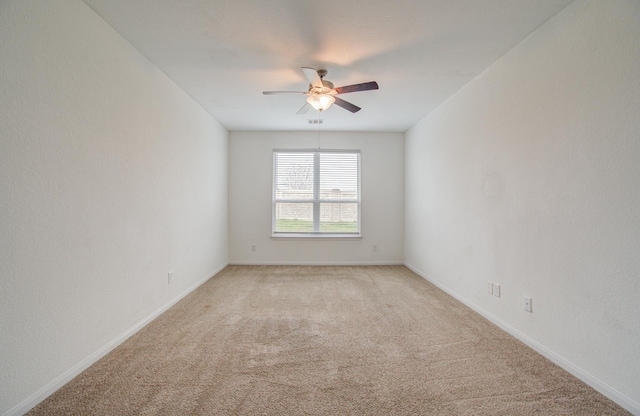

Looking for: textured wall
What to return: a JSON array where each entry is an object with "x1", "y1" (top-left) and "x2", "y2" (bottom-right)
[
  {"x1": 404, "y1": 0, "x2": 640, "y2": 411},
  {"x1": 229, "y1": 131, "x2": 404, "y2": 264},
  {"x1": 0, "y1": 1, "x2": 228, "y2": 414}
]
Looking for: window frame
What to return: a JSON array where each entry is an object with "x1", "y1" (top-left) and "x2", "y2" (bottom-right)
[{"x1": 272, "y1": 149, "x2": 361, "y2": 238}]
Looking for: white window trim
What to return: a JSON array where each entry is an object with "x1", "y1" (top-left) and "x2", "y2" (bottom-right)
[{"x1": 272, "y1": 149, "x2": 361, "y2": 238}]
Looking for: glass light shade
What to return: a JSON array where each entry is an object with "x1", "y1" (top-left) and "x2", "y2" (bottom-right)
[{"x1": 307, "y1": 94, "x2": 335, "y2": 111}]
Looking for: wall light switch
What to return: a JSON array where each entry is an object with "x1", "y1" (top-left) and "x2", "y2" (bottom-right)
[
  {"x1": 524, "y1": 296, "x2": 532, "y2": 313},
  {"x1": 488, "y1": 282, "x2": 494, "y2": 295}
]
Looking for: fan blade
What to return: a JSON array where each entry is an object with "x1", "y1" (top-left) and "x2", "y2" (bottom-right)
[
  {"x1": 333, "y1": 81, "x2": 379, "y2": 95},
  {"x1": 296, "y1": 102, "x2": 312, "y2": 115},
  {"x1": 333, "y1": 97, "x2": 361, "y2": 113},
  {"x1": 263, "y1": 91, "x2": 307, "y2": 95},
  {"x1": 301, "y1": 67, "x2": 323, "y2": 89}
]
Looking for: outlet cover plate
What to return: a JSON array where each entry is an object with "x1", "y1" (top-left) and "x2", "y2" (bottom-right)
[{"x1": 493, "y1": 283, "x2": 501, "y2": 297}]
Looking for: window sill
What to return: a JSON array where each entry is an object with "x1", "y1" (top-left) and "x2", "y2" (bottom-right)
[{"x1": 271, "y1": 233, "x2": 362, "y2": 240}]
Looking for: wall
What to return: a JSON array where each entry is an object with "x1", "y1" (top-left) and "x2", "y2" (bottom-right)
[
  {"x1": 229, "y1": 131, "x2": 403, "y2": 264},
  {"x1": 404, "y1": 0, "x2": 640, "y2": 411},
  {"x1": 0, "y1": 1, "x2": 229, "y2": 414}
]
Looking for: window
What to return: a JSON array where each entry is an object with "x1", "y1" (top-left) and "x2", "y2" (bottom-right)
[{"x1": 273, "y1": 150, "x2": 360, "y2": 237}]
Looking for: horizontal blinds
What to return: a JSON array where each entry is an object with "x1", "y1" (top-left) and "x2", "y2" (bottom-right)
[
  {"x1": 319, "y1": 153, "x2": 359, "y2": 201},
  {"x1": 274, "y1": 152, "x2": 314, "y2": 200}
]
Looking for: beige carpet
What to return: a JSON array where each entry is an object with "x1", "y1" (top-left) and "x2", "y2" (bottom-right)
[{"x1": 29, "y1": 265, "x2": 629, "y2": 415}]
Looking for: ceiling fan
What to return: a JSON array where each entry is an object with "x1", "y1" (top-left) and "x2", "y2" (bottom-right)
[{"x1": 263, "y1": 67, "x2": 379, "y2": 114}]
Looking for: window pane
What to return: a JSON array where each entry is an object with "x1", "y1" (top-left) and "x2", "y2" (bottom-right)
[
  {"x1": 319, "y1": 153, "x2": 359, "y2": 200},
  {"x1": 320, "y1": 202, "x2": 358, "y2": 233},
  {"x1": 274, "y1": 153, "x2": 314, "y2": 199},
  {"x1": 274, "y1": 202, "x2": 313, "y2": 232}
]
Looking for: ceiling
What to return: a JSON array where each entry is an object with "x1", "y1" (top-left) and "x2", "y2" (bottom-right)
[{"x1": 83, "y1": 0, "x2": 573, "y2": 132}]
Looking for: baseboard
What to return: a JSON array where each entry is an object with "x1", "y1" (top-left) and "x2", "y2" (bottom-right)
[
  {"x1": 5, "y1": 262, "x2": 228, "y2": 416},
  {"x1": 404, "y1": 262, "x2": 640, "y2": 416},
  {"x1": 229, "y1": 260, "x2": 404, "y2": 266}
]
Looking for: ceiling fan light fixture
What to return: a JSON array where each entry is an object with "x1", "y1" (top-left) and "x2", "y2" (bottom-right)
[{"x1": 307, "y1": 94, "x2": 335, "y2": 112}]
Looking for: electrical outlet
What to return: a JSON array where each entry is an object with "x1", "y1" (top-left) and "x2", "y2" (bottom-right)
[
  {"x1": 524, "y1": 296, "x2": 532, "y2": 313},
  {"x1": 372, "y1": 245, "x2": 378, "y2": 252},
  {"x1": 168, "y1": 271, "x2": 173, "y2": 284},
  {"x1": 493, "y1": 283, "x2": 501, "y2": 298},
  {"x1": 251, "y1": 244, "x2": 256, "y2": 251},
  {"x1": 487, "y1": 282, "x2": 494, "y2": 295}
]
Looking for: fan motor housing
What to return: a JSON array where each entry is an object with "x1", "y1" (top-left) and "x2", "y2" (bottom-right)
[{"x1": 309, "y1": 79, "x2": 334, "y2": 93}]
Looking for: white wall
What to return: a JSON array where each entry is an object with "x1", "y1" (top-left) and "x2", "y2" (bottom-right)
[
  {"x1": 229, "y1": 131, "x2": 403, "y2": 264},
  {"x1": 405, "y1": 0, "x2": 640, "y2": 411},
  {"x1": 0, "y1": 1, "x2": 228, "y2": 414}
]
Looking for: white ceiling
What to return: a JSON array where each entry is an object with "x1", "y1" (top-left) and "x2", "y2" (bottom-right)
[{"x1": 83, "y1": 0, "x2": 573, "y2": 132}]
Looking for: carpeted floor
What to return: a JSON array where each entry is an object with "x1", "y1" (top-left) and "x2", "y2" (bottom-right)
[{"x1": 29, "y1": 265, "x2": 629, "y2": 415}]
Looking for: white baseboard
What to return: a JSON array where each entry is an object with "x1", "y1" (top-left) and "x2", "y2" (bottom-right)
[
  {"x1": 229, "y1": 260, "x2": 404, "y2": 266},
  {"x1": 404, "y1": 262, "x2": 640, "y2": 416},
  {"x1": 5, "y1": 262, "x2": 228, "y2": 416}
]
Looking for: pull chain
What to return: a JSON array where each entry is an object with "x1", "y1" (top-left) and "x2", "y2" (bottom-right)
[{"x1": 317, "y1": 111, "x2": 322, "y2": 149}]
